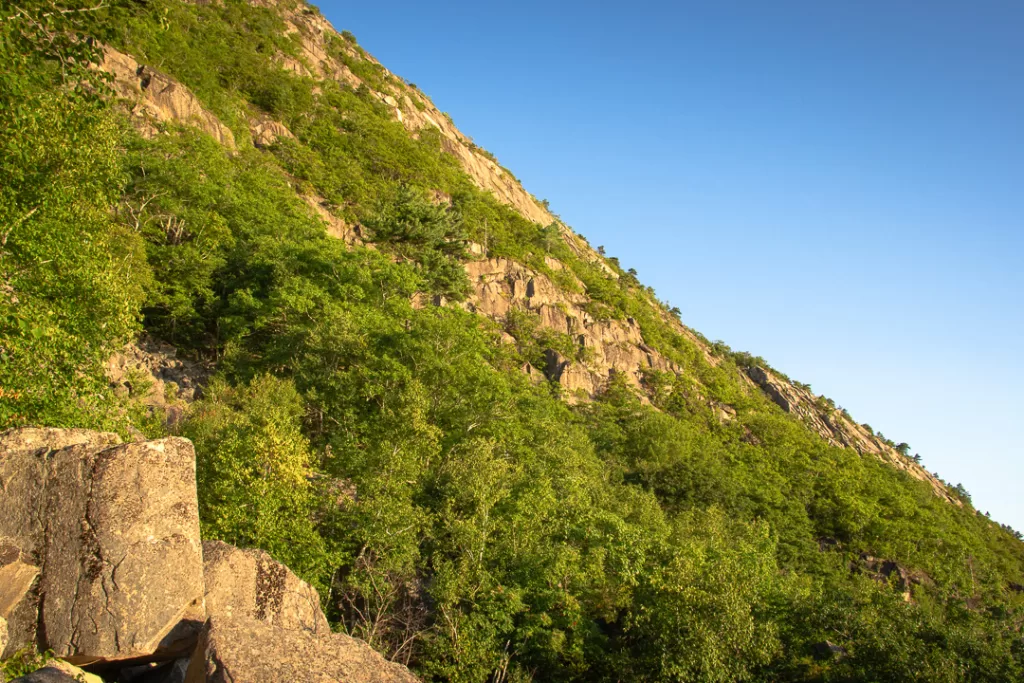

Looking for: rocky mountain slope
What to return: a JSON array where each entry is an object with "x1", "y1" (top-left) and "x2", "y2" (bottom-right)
[
  {"x1": 3, "y1": 0, "x2": 1023, "y2": 681},
  {"x1": 91, "y1": 0, "x2": 955, "y2": 506}
]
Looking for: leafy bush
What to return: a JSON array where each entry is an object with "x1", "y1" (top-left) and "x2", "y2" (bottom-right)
[
  {"x1": 0, "y1": 2, "x2": 149, "y2": 430},
  {"x1": 183, "y1": 374, "x2": 339, "y2": 591}
]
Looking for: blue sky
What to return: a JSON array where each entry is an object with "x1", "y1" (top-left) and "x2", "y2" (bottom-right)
[{"x1": 316, "y1": 0, "x2": 1024, "y2": 530}]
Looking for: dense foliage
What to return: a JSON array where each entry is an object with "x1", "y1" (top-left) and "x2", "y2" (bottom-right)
[{"x1": 2, "y1": 0, "x2": 1023, "y2": 681}]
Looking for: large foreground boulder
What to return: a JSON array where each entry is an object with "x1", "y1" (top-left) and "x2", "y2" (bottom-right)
[
  {"x1": 0, "y1": 429, "x2": 205, "y2": 663},
  {"x1": 0, "y1": 428, "x2": 120, "y2": 560},
  {"x1": 183, "y1": 616, "x2": 418, "y2": 683},
  {"x1": 1, "y1": 428, "x2": 120, "y2": 657}
]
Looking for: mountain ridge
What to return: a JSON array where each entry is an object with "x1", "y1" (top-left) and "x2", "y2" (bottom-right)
[
  {"x1": 95, "y1": 0, "x2": 959, "y2": 507},
  {"x1": 3, "y1": 0, "x2": 1023, "y2": 680}
]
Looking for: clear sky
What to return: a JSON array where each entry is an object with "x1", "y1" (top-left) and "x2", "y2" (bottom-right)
[{"x1": 316, "y1": 0, "x2": 1024, "y2": 531}]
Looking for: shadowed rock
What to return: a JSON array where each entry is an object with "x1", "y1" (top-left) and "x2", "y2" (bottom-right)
[{"x1": 10, "y1": 659, "x2": 103, "y2": 683}]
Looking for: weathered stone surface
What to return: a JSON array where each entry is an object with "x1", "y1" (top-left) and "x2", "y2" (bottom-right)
[
  {"x1": 464, "y1": 257, "x2": 677, "y2": 400},
  {"x1": 10, "y1": 660, "x2": 103, "y2": 683},
  {"x1": 202, "y1": 541, "x2": 330, "y2": 636},
  {"x1": 249, "y1": 116, "x2": 294, "y2": 148},
  {"x1": 0, "y1": 615, "x2": 7, "y2": 655},
  {"x1": 520, "y1": 362, "x2": 546, "y2": 385},
  {"x1": 0, "y1": 543, "x2": 39, "y2": 620},
  {"x1": 302, "y1": 194, "x2": 365, "y2": 246},
  {"x1": 98, "y1": 46, "x2": 235, "y2": 148},
  {"x1": 0, "y1": 430, "x2": 204, "y2": 663},
  {"x1": 0, "y1": 427, "x2": 120, "y2": 461},
  {"x1": 183, "y1": 616, "x2": 419, "y2": 683},
  {"x1": 41, "y1": 438, "x2": 204, "y2": 663},
  {"x1": 544, "y1": 349, "x2": 600, "y2": 401},
  {"x1": 0, "y1": 429, "x2": 120, "y2": 553},
  {"x1": 1, "y1": 429, "x2": 120, "y2": 658}
]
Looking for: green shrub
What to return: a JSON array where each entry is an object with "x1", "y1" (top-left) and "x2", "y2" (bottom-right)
[{"x1": 182, "y1": 374, "x2": 338, "y2": 592}]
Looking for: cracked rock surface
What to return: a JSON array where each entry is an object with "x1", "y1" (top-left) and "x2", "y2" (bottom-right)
[
  {"x1": 2, "y1": 428, "x2": 418, "y2": 682},
  {"x1": 0, "y1": 429, "x2": 204, "y2": 663}
]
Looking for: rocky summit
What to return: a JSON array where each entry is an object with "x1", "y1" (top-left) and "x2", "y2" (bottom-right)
[{"x1": 1, "y1": 0, "x2": 1023, "y2": 681}]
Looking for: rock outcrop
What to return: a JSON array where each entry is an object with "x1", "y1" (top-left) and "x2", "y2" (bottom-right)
[
  {"x1": 745, "y1": 366, "x2": 958, "y2": 504},
  {"x1": 855, "y1": 553, "x2": 935, "y2": 602},
  {"x1": 201, "y1": 541, "x2": 330, "y2": 636},
  {"x1": 106, "y1": 337, "x2": 209, "y2": 426},
  {"x1": 97, "y1": 46, "x2": 236, "y2": 149},
  {"x1": 260, "y1": 0, "x2": 553, "y2": 226},
  {"x1": 302, "y1": 194, "x2": 366, "y2": 246},
  {"x1": 1, "y1": 428, "x2": 418, "y2": 683},
  {"x1": 249, "y1": 115, "x2": 295, "y2": 148},
  {"x1": 464, "y1": 257, "x2": 677, "y2": 400},
  {"x1": 185, "y1": 540, "x2": 415, "y2": 682}
]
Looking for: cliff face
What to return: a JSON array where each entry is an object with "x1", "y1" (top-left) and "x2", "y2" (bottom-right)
[
  {"x1": 98, "y1": 46, "x2": 237, "y2": 148},
  {"x1": 92, "y1": 0, "x2": 954, "y2": 504},
  {"x1": 463, "y1": 256, "x2": 677, "y2": 400}
]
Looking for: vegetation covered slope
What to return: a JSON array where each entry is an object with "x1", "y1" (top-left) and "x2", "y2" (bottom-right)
[{"x1": 2, "y1": 0, "x2": 1023, "y2": 681}]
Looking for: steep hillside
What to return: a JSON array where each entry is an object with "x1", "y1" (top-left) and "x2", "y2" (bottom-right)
[{"x1": 2, "y1": 1, "x2": 1023, "y2": 681}]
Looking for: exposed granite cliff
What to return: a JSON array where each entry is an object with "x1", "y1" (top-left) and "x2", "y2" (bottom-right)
[
  {"x1": 463, "y1": 257, "x2": 677, "y2": 400},
  {"x1": 241, "y1": 0, "x2": 554, "y2": 225},
  {"x1": 98, "y1": 46, "x2": 236, "y2": 149}
]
